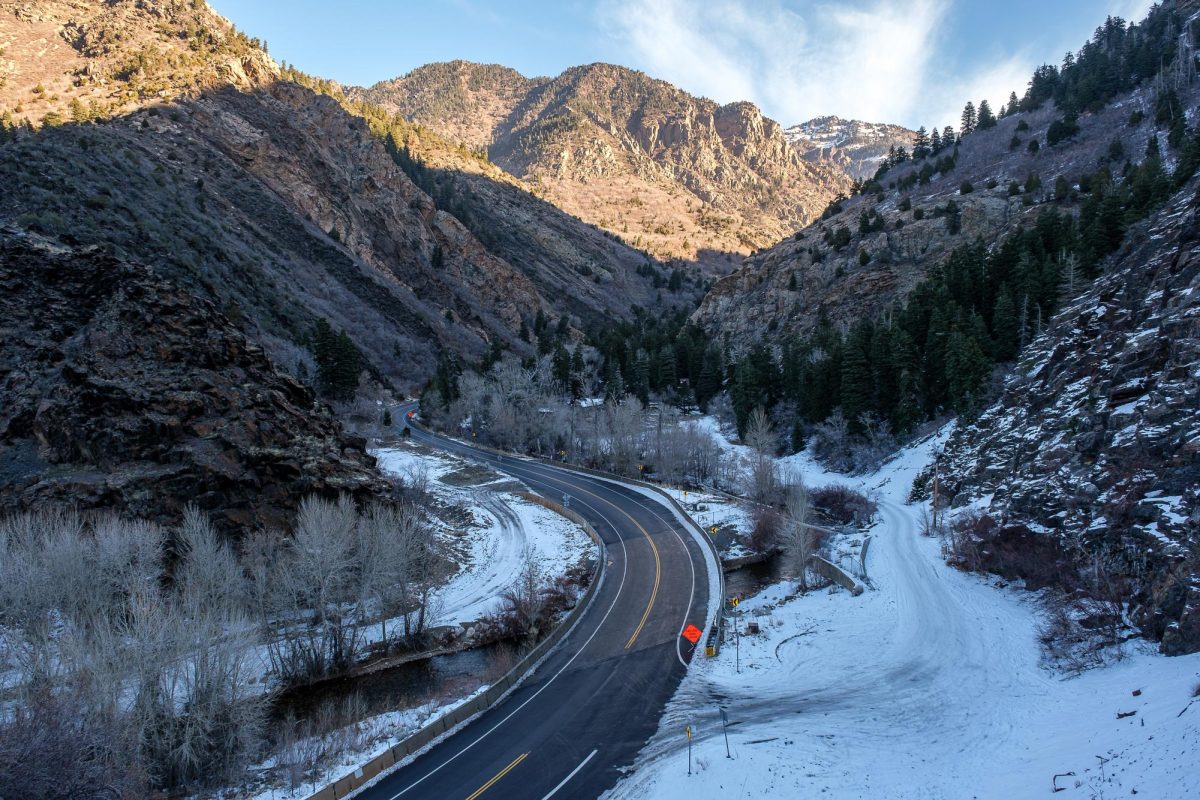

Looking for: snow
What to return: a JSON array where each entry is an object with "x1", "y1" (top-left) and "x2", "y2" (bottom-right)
[
  {"x1": 245, "y1": 686, "x2": 489, "y2": 800},
  {"x1": 607, "y1": 428, "x2": 1200, "y2": 800},
  {"x1": 372, "y1": 442, "x2": 594, "y2": 627}
]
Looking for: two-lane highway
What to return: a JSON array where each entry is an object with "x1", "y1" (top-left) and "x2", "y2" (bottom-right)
[{"x1": 354, "y1": 407, "x2": 714, "y2": 799}]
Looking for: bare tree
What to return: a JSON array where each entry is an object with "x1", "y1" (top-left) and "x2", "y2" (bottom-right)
[
  {"x1": 274, "y1": 495, "x2": 361, "y2": 680},
  {"x1": 780, "y1": 476, "x2": 816, "y2": 591},
  {"x1": 496, "y1": 550, "x2": 549, "y2": 639},
  {"x1": 744, "y1": 406, "x2": 778, "y2": 502}
]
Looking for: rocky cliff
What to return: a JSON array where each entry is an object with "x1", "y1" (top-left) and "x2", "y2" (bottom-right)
[
  {"x1": 937, "y1": 177, "x2": 1200, "y2": 655},
  {"x1": 357, "y1": 61, "x2": 853, "y2": 268},
  {"x1": 694, "y1": 75, "x2": 1199, "y2": 349},
  {"x1": 0, "y1": 234, "x2": 388, "y2": 534}
]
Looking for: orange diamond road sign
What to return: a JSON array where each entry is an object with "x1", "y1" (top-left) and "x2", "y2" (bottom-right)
[{"x1": 682, "y1": 624, "x2": 703, "y2": 645}]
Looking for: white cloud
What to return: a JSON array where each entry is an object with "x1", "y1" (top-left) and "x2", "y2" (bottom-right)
[
  {"x1": 599, "y1": 0, "x2": 1163, "y2": 130},
  {"x1": 602, "y1": 0, "x2": 953, "y2": 126}
]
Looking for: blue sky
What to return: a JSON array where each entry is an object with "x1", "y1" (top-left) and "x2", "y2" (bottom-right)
[{"x1": 209, "y1": 0, "x2": 1156, "y2": 129}]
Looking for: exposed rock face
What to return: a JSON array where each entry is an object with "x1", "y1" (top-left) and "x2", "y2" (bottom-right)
[
  {"x1": 785, "y1": 116, "x2": 917, "y2": 180},
  {"x1": 0, "y1": 234, "x2": 389, "y2": 534},
  {"x1": 939, "y1": 181, "x2": 1200, "y2": 655},
  {"x1": 693, "y1": 193, "x2": 1017, "y2": 344},
  {"x1": 357, "y1": 61, "x2": 852, "y2": 268},
  {"x1": 694, "y1": 74, "x2": 1199, "y2": 350},
  {"x1": 0, "y1": 3, "x2": 686, "y2": 390}
]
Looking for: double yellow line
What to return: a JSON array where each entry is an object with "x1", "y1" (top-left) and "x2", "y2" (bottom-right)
[
  {"x1": 549, "y1": 479, "x2": 662, "y2": 650},
  {"x1": 465, "y1": 752, "x2": 528, "y2": 800}
]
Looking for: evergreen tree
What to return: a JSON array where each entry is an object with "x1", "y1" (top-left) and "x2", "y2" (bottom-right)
[
  {"x1": 1007, "y1": 91, "x2": 1020, "y2": 116},
  {"x1": 570, "y1": 348, "x2": 586, "y2": 399},
  {"x1": 960, "y1": 101, "x2": 977, "y2": 136},
  {"x1": 552, "y1": 343, "x2": 572, "y2": 394},
  {"x1": 311, "y1": 319, "x2": 363, "y2": 402},
  {"x1": 945, "y1": 330, "x2": 990, "y2": 410},
  {"x1": 976, "y1": 99, "x2": 997, "y2": 129},
  {"x1": 694, "y1": 347, "x2": 723, "y2": 410},
  {"x1": 657, "y1": 344, "x2": 677, "y2": 392},
  {"x1": 913, "y1": 126, "x2": 931, "y2": 159},
  {"x1": 991, "y1": 286, "x2": 1019, "y2": 361},
  {"x1": 930, "y1": 127, "x2": 943, "y2": 154},
  {"x1": 839, "y1": 320, "x2": 874, "y2": 432}
]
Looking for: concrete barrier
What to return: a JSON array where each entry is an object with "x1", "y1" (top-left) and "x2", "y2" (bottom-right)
[
  {"x1": 302, "y1": 488, "x2": 605, "y2": 800},
  {"x1": 809, "y1": 554, "x2": 864, "y2": 596}
]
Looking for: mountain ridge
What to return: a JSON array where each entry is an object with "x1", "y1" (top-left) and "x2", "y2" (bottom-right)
[{"x1": 356, "y1": 60, "x2": 854, "y2": 267}]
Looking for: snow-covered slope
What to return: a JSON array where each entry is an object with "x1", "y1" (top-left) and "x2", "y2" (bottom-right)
[
  {"x1": 608, "y1": 431, "x2": 1200, "y2": 800},
  {"x1": 785, "y1": 115, "x2": 916, "y2": 179}
]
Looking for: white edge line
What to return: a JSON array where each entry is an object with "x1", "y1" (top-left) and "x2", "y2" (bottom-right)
[
  {"x1": 540, "y1": 748, "x2": 598, "y2": 800},
  {"x1": 380, "y1": 451, "x2": 629, "y2": 799}
]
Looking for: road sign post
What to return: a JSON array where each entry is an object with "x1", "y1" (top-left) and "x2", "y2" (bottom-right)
[
  {"x1": 720, "y1": 707, "x2": 730, "y2": 759},
  {"x1": 685, "y1": 725, "x2": 692, "y2": 775}
]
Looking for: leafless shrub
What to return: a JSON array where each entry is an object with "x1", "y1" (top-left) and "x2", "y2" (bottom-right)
[
  {"x1": 810, "y1": 485, "x2": 877, "y2": 527},
  {"x1": 748, "y1": 506, "x2": 784, "y2": 555},
  {"x1": 810, "y1": 409, "x2": 854, "y2": 472},
  {"x1": 0, "y1": 686, "x2": 140, "y2": 800}
]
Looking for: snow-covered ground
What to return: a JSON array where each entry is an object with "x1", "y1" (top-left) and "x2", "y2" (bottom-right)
[
  {"x1": 238, "y1": 443, "x2": 597, "y2": 799},
  {"x1": 374, "y1": 442, "x2": 594, "y2": 627},
  {"x1": 609, "y1": 427, "x2": 1200, "y2": 800},
  {"x1": 246, "y1": 686, "x2": 489, "y2": 800}
]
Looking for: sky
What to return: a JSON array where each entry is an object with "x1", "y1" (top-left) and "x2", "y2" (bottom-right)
[{"x1": 208, "y1": 0, "x2": 1158, "y2": 130}]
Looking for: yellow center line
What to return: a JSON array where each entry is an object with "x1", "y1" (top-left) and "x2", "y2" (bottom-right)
[
  {"x1": 624, "y1": 525, "x2": 660, "y2": 649},
  {"x1": 465, "y1": 752, "x2": 529, "y2": 800},
  {"x1": 549, "y1": 480, "x2": 663, "y2": 651}
]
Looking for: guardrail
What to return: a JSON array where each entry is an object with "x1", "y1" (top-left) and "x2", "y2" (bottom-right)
[{"x1": 304, "y1": 487, "x2": 605, "y2": 800}]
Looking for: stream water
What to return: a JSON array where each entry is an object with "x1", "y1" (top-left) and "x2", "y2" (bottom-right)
[{"x1": 271, "y1": 640, "x2": 520, "y2": 725}]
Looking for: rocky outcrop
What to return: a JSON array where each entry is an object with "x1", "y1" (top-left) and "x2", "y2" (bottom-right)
[
  {"x1": 786, "y1": 116, "x2": 917, "y2": 180},
  {"x1": 939, "y1": 180, "x2": 1200, "y2": 654},
  {"x1": 0, "y1": 234, "x2": 389, "y2": 534},
  {"x1": 694, "y1": 65, "x2": 1200, "y2": 350}
]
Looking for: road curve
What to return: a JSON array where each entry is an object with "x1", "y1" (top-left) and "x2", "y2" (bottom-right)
[{"x1": 355, "y1": 406, "x2": 714, "y2": 800}]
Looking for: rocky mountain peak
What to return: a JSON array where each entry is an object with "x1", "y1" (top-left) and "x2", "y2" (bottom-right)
[{"x1": 358, "y1": 60, "x2": 852, "y2": 267}]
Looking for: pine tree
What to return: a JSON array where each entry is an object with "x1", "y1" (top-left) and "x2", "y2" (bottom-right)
[
  {"x1": 913, "y1": 126, "x2": 930, "y2": 159},
  {"x1": 839, "y1": 320, "x2": 874, "y2": 432},
  {"x1": 943, "y1": 126, "x2": 956, "y2": 148},
  {"x1": 976, "y1": 99, "x2": 997, "y2": 129},
  {"x1": 570, "y1": 348, "x2": 586, "y2": 399},
  {"x1": 930, "y1": 127, "x2": 943, "y2": 154},
  {"x1": 960, "y1": 101, "x2": 977, "y2": 136},
  {"x1": 552, "y1": 344, "x2": 572, "y2": 394},
  {"x1": 657, "y1": 344, "x2": 677, "y2": 392},
  {"x1": 1006, "y1": 91, "x2": 1020, "y2": 116},
  {"x1": 695, "y1": 347, "x2": 723, "y2": 410},
  {"x1": 991, "y1": 286, "x2": 1019, "y2": 361}
]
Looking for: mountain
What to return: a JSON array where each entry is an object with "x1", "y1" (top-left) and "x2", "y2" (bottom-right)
[
  {"x1": 786, "y1": 116, "x2": 917, "y2": 180},
  {"x1": 356, "y1": 61, "x2": 853, "y2": 268},
  {"x1": 0, "y1": 0, "x2": 692, "y2": 525},
  {"x1": 693, "y1": 20, "x2": 1198, "y2": 350},
  {"x1": 691, "y1": 0, "x2": 1200, "y2": 654},
  {"x1": 0, "y1": 3, "x2": 689, "y2": 388},
  {"x1": 937, "y1": 164, "x2": 1200, "y2": 656}
]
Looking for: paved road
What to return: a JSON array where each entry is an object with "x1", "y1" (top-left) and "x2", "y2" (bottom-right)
[{"x1": 356, "y1": 406, "x2": 713, "y2": 800}]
